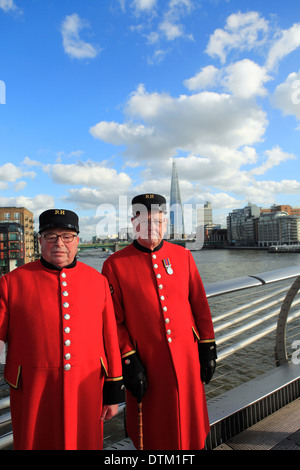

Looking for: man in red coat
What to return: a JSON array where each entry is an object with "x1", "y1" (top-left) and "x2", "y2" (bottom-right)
[
  {"x1": 0, "y1": 209, "x2": 124, "y2": 450},
  {"x1": 102, "y1": 194, "x2": 217, "y2": 450}
]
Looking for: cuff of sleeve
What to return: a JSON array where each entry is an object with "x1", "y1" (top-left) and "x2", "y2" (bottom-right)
[
  {"x1": 122, "y1": 352, "x2": 146, "y2": 378},
  {"x1": 103, "y1": 378, "x2": 125, "y2": 405},
  {"x1": 198, "y1": 341, "x2": 217, "y2": 360}
]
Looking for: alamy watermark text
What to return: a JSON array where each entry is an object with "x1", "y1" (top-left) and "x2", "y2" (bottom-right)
[{"x1": 0, "y1": 80, "x2": 6, "y2": 104}]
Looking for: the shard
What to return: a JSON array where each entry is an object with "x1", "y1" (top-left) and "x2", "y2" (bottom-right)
[{"x1": 170, "y1": 159, "x2": 185, "y2": 239}]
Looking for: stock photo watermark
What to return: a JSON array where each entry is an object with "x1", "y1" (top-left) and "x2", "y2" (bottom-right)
[
  {"x1": 291, "y1": 340, "x2": 300, "y2": 365},
  {"x1": 292, "y1": 80, "x2": 300, "y2": 105},
  {"x1": 0, "y1": 80, "x2": 6, "y2": 104},
  {"x1": 0, "y1": 342, "x2": 6, "y2": 364},
  {"x1": 95, "y1": 196, "x2": 205, "y2": 250}
]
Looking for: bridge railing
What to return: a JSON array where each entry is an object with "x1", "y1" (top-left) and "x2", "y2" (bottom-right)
[
  {"x1": 1, "y1": 265, "x2": 300, "y2": 449},
  {"x1": 204, "y1": 265, "x2": 300, "y2": 400}
]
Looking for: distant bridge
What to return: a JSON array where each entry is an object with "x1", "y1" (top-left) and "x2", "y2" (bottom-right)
[{"x1": 78, "y1": 239, "x2": 187, "y2": 253}]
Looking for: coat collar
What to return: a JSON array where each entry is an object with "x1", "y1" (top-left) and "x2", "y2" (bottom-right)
[
  {"x1": 40, "y1": 256, "x2": 77, "y2": 271},
  {"x1": 133, "y1": 239, "x2": 164, "y2": 253}
]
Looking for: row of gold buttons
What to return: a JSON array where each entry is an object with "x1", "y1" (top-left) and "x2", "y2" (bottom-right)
[
  {"x1": 61, "y1": 272, "x2": 71, "y2": 371},
  {"x1": 152, "y1": 254, "x2": 172, "y2": 343}
]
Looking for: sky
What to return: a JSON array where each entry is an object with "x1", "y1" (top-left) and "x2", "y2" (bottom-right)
[{"x1": 1, "y1": 0, "x2": 300, "y2": 241}]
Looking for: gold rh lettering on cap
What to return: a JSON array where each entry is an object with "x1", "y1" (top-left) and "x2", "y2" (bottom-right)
[
  {"x1": 55, "y1": 210, "x2": 65, "y2": 215},
  {"x1": 145, "y1": 194, "x2": 154, "y2": 198}
]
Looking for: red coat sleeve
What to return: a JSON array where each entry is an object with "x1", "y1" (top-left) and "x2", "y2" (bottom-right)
[
  {"x1": 102, "y1": 277, "x2": 125, "y2": 404},
  {"x1": 102, "y1": 260, "x2": 135, "y2": 358},
  {"x1": 187, "y1": 250, "x2": 215, "y2": 344},
  {"x1": 0, "y1": 275, "x2": 9, "y2": 343}
]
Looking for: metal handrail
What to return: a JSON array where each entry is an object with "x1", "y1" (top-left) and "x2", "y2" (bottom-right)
[
  {"x1": 204, "y1": 265, "x2": 300, "y2": 298},
  {"x1": 204, "y1": 266, "x2": 300, "y2": 361},
  {"x1": 275, "y1": 275, "x2": 300, "y2": 366}
]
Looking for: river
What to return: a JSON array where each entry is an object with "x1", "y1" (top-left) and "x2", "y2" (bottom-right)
[{"x1": 80, "y1": 245, "x2": 300, "y2": 285}]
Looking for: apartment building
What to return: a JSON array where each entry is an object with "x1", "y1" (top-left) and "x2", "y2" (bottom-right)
[
  {"x1": 258, "y1": 212, "x2": 300, "y2": 247},
  {"x1": 0, "y1": 207, "x2": 34, "y2": 273},
  {"x1": 227, "y1": 203, "x2": 260, "y2": 246}
]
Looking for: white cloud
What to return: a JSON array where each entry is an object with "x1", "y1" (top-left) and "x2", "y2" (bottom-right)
[
  {"x1": 0, "y1": 194, "x2": 55, "y2": 218},
  {"x1": 45, "y1": 160, "x2": 132, "y2": 190},
  {"x1": 64, "y1": 188, "x2": 108, "y2": 209},
  {"x1": 250, "y1": 146, "x2": 296, "y2": 176},
  {"x1": 0, "y1": 0, "x2": 17, "y2": 12},
  {"x1": 159, "y1": 19, "x2": 183, "y2": 41},
  {"x1": 0, "y1": 163, "x2": 36, "y2": 183},
  {"x1": 0, "y1": 163, "x2": 23, "y2": 182},
  {"x1": 267, "y1": 23, "x2": 300, "y2": 70},
  {"x1": 199, "y1": 192, "x2": 241, "y2": 210},
  {"x1": 206, "y1": 11, "x2": 269, "y2": 63},
  {"x1": 132, "y1": 0, "x2": 157, "y2": 13},
  {"x1": 90, "y1": 120, "x2": 153, "y2": 146},
  {"x1": 241, "y1": 180, "x2": 300, "y2": 206},
  {"x1": 159, "y1": 0, "x2": 194, "y2": 42},
  {"x1": 272, "y1": 70, "x2": 300, "y2": 120},
  {"x1": 129, "y1": 0, "x2": 194, "y2": 55},
  {"x1": 64, "y1": 186, "x2": 133, "y2": 210},
  {"x1": 22, "y1": 156, "x2": 42, "y2": 167},
  {"x1": 61, "y1": 13, "x2": 99, "y2": 59},
  {"x1": 91, "y1": 83, "x2": 267, "y2": 161},
  {"x1": 184, "y1": 60, "x2": 271, "y2": 99},
  {"x1": 14, "y1": 181, "x2": 27, "y2": 192},
  {"x1": 224, "y1": 59, "x2": 272, "y2": 99},
  {"x1": 184, "y1": 65, "x2": 221, "y2": 91}
]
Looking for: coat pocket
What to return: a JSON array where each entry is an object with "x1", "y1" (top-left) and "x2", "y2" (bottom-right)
[
  {"x1": 100, "y1": 357, "x2": 108, "y2": 377},
  {"x1": 192, "y1": 326, "x2": 200, "y2": 341},
  {"x1": 4, "y1": 363, "x2": 22, "y2": 390}
]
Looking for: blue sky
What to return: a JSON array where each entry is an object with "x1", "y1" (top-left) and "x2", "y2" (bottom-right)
[{"x1": 1, "y1": 0, "x2": 300, "y2": 240}]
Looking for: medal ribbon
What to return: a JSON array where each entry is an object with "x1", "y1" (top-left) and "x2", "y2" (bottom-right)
[
  {"x1": 163, "y1": 258, "x2": 171, "y2": 269},
  {"x1": 163, "y1": 258, "x2": 173, "y2": 274}
]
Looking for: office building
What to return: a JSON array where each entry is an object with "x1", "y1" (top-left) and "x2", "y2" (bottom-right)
[{"x1": 227, "y1": 203, "x2": 260, "y2": 246}]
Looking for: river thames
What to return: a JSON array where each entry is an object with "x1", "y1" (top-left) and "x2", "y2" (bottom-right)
[{"x1": 80, "y1": 246, "x2": 300, "y2": 286}]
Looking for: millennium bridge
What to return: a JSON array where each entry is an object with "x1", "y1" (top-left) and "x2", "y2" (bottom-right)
[{"x1": 1, "y1": 264, "x2": 300, "y2": 450}]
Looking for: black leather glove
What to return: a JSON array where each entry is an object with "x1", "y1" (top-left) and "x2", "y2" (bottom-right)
[
  {"x1": 198, "y1": 342, "x2": 217, "y2": 385},
  {"x1": 122, "y1": 353, "x2": 148, "y2": 403}
]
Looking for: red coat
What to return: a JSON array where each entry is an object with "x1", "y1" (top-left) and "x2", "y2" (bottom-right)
[
  {"x1": 0, "y1": 259, "x2": 123, "y2": 450},
  {"x1": 102, "y1": 240, "x2": 215, "y2": 450}
]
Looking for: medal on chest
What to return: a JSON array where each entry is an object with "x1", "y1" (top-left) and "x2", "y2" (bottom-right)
[{"x1": 163, "y1": 258, "x2": 173, "y2": 275}]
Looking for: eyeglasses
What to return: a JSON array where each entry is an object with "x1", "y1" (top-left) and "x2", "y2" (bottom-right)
[{"x1": 42, "y1": 233, "x2": 77, "y2": 244}]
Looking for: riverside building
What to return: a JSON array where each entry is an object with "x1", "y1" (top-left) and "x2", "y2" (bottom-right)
[
  {"x1": 227, "y1": 203, "x2": 300, "y2": 248},
  {"x1": 258, "y1": 212, "x2": 300, "y2": 247},
  {"x1": 227, "y1": 203, "x2": 260, "y2": 246},
  {"x1": 0, "y1": 207, "x2": 34, "y2": 274}
]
